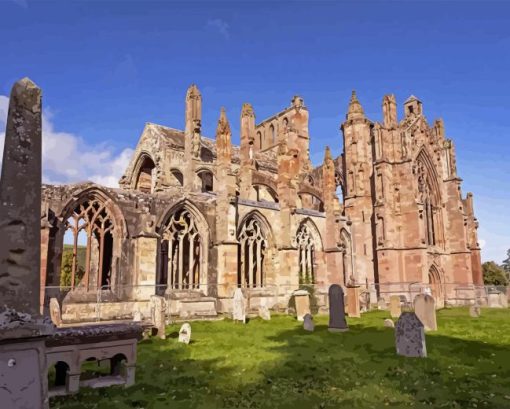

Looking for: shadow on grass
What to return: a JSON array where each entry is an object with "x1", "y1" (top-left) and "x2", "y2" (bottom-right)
[{"x1": 50, "y1": 312, "x2": 510, "y2": 409}]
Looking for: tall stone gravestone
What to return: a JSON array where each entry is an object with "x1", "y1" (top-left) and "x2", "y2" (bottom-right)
[
  {"x1": 49, "y1": 298, "x2": 62, "y2": 327},
  {"x1": 328, "y1": 284, "x2": 348, "y2": 332},
  {"x1": 389, "y1": 295, "x2": 401, "y2": 318},
  {"x1": 346, "y1": 286, "x2": 361, "y2": 318},
  {"x1": 0, "y1": 78, "x2": 54, "y2": 409},
  {"x1": 150, "y1": 295, "x2": 166, "y2": 339},
  {"x1": 293, "y1": 289, "x2": 311, "y2": 321},
  {"x1": 178, "y1": 323, "x2": 191, "y2": 344},
  {"x1": 233, "y1": 288, "x2": 246, "y2": 323},
  {"x1": 395, "y1": 312, "x2": 427, "y2": 358},
  {"x1": 414, "y1": 294, "x2": 437, "y2": 331}
]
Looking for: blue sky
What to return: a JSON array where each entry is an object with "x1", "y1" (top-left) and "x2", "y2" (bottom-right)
[{"x1": 0, "y1": 0, "x2": 509, "y2": 263}]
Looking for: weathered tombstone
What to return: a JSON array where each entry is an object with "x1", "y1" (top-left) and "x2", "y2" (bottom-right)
[
  {"x1": 132, "y1": 310, "x2": 142, "y2": 322},
  {"x1": 258, "y1": 306, "x2": 271, "y2": 321},
  {"x1": 150, "y1": 295, "x2": 166, "y2": 339},
  {"x1": 232, "y1": 288, "x2": 246, "y2": 323},
  {"x1": 395, "y1": 312, "x2": 427, "y2": 358},
  {"x1": 377, "y1": 298, "x2": 387, "y2": 310},
  {"x1": 346, "y1": 286, "x2": 361, "y2": 318},
  {"x1": 328, "y1": 284, "x2": 348, "y2": 332},
  {"x1": 49, "y1": 298, "x2": 62, "y2": 327},
  {"x1": 384, "y1": 318, "x2": 395, "y2": 328},
  {"x1": 303, "y1": 313, "x2": 314, "y2": 332},
  {"x1": 499, "y1": 292, "x2": 508, "y2": 308},
  {"x1": 293, "y1": 289, "x2": 311, "y2": 321},
  {"x1": 389, "y1": 295, "x2": 402, "y2": 318},
  {"x1": 0, "y1": 78, "x2": 55, "y2": 409},
  {"x1": 469, "y1": 304, "x2": 481, "y2": 318},
  {"x1": 414, "y1": 294, "x2": 437, "y2": 331},
  {"x1": 487, "y1": 292, "x2": 502, "y2": 308},
  {"x1": 178, "y1": 323, "x2": 191, "y2": 344}
]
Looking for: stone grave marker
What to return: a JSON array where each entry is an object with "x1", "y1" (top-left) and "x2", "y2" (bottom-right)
[
  {"x1": 487, "y1": 292, "x2": 503, "y2": 308},
  {"x1": 303, "y1": 313, "x2": 314, "y2": 332},
  {"x1": 414, "y1": 294, "x2": 437, "y2": 331},
  {"x1": 233, "y1": 288, "x2": 246, "y2": 323},
  {"x1": 178, "y1": 323, "x2": 191, "y2": 344},
  {"x1": 499, "y1": 292, "x2": 508, "y2": 308},
  {"x1": 469, "y1": 304, "x2": 481, "y2": 318},
  {"x1": 395, "y1": 312, "x2": 427, "y2": 358},
  {"x1": 132, "y1": 310, "x2": 142, "y2": 322},
  {"x1": 49, "y1": 298, "x2": 62, "y2": 327},
  {"x1": 346, "y1": 286, "x2": 361, "y2": 318},
  {"x1": 384, "y1": 318, "x2": 395, "y2": 328},
  {"x1": 150, "y1": 295, "x2": 166, "y2": 339},
  {"x1": 328, "y1": 284, "x2": 348, "y2": 332},
  {"x1": 389, "y1": 295, "x2": 402, "y2": 318},
  {"x1": 293, "y1": 290, "x2": 311, "y2": 321},
  {"x1": 258, "y1": 306, "x2": 271, "y2": 321}
]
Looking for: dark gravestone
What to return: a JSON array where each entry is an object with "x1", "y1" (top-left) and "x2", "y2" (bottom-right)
[
  {"x1": 328, "y1": 284, "x2": 348, "y2": 332},
  {"x1": 0, "y1": 78, "x2": 42, "y2": 318},
  {"x1": 395, "y1": 312, "x2": 427, "y2": 358}
]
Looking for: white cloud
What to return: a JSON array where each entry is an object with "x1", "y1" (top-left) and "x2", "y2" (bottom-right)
[
  {"x1": 0, "y1": 95, "x2": 133, "y2": 188},
  {"x1": 206, "y1": 18, "x2": 230, "y2": 39}
]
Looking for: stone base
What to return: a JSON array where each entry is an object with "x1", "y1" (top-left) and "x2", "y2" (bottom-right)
[
  {"x1": 178, "y1": 298, "x2": 218, "y2": 319},
  {"x1": 62, "y1": 301, "x2": 150, "y2": 323}
]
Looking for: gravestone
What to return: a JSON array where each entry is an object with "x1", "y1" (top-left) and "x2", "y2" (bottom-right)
[
  {"x1": 293, "y1": 290, "x2": 311, "y2": 321},
  {"x1": 395, "y1": 312, "x2": 427, "y2": 358},
  {"x1": 469, "y1": 304, "x2": 481, "y2": 318},
  {"x1": 414, "y1": 294, "x2": 437, "y2": 331},
  {"x1": 232, "y1": 288, "x2": 246, "y2": 323},
  {"x1": 178, "y1": 323, "x2": 191, "y2": 344},
  {"x1": 389, "y1": 295, "x2": 401, "y2": 318},
  {"x1": 487, "y1": 292, "x2": 501, "y2": 308},
  {"x1": 384, "y1": 318, "x2": 395, "y2": 328},
  {"x1": 499, "y1": 292, "x2": 508, "y2": 308},
  {"x1": 303, "y1": 313, "x2": 314, "y2": 332},
  {"x1": 377, "y1": 298, "x2": 387, "y2": 310},
  {"x1": 328, "y1": 284, "x2": 348, "y2": 332},
  {"x1": 346, "y1": 286, "x2": 361, "y2": 318},
  {"x1": 258, "y1": 306, "x2": 271, "y2": 321},
  {"x1": 49, "y1": 298, "x2": 62, "y2": 327},
  {"x1": 132, "y1": 310, "x2": 142, "y2": 322},
  {"x1": 150, "y1": 295, "x2": 166, "y2": 339}
]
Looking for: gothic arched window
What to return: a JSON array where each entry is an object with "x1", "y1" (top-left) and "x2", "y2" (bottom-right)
[
  {"x1": 238, "y1": 217, "x2": 267, "y2": 288},
  {"x1": 296, "y1": 224, "x2": 315, "y2": 284}
]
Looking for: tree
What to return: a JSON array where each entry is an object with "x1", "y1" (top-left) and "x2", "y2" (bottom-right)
[
  {"x1": 482, "y1": 261, "x2": 508, "y2": 286},
  {"x1": 502, "y1": 249, "x2": 510, "y2": 274},
  {"x1": 60, "y1": 250, "x2": 85, "y2": 288}
]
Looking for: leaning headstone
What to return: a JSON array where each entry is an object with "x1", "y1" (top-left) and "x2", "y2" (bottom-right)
[
  {"x1": 178, "y1": 323, "x2": 191, "y2": 344},
  {"x1": 389, "y1": 295, "x2": 402, "y2": 318},
  {"x1": 499, "y1": 292, "x2": 508, "y2": 308},
  {"x1": 395, "y1": 312, "x2": 427, "y2": 358},
  {"x1": 258, "y1": 306, "x2": 271, "y2": 321},
  {"x1": 414, "y1": 294, "x2": 437, "y2": 331},
  {"x1": 328, "y1": 284, "x2": 348, "y2": 332},
  {"x1": 346, "y1": 286, "x2": 361, "y2": 318},
  {"x1": 303, "y1": 313, "x2": 314, "y2": 332},
  {"x1": 469, "y1": 304, "x2": 481, "y2": 318},
  {"x1": 384, "y1": 318, "x2": 395, "y2": 328},
  {"x1": 150, "y1": 295, "x2": 166, "y2": 339},
  {"x1": 293, "y1": 290, "x2": 311, "y2": 321},
  {"x1": 233, "y1": 288, "x2": 246, "y2": 323},
  {"x1": 49, "y1": 298, "x2": 62, "y2": 327}
]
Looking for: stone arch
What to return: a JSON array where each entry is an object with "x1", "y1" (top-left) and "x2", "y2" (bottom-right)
[
  {"x1": 269, "y1": 124, "x2": 276, "y2": 144},
  {"x1": 295, "y1": 218, "x2": 323, "y2": 284},
  {"x1": 237, "y1": 211, "x2": 274, "y2": 288},
  {"x1": 196, "y1": 168, "x2": 215, "y2": 193},
  {"x1": 131, "y1": 151, "x2": 157, "y2": 193},
  {"x1": 253, "y1": 183, "x2": 279, "y2": 203},
  {"x1": 298, "y1": 191, "x2": 324, "y2": 212},
  {"x1": 170, "y1": 168, "x2": 184, "y2": 187},
  {"x1": 157, "y1": 200, "x2": 210, "y2": 292},
  {"x1": 56, "y1": 187, "x2": 126, "y2": 292},
  {"x1": 428, "y1": 264, "x2": 444, "y2": 304}
]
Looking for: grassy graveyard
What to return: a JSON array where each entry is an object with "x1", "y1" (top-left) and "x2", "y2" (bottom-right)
[{"x1": 50, "y1": 308, "x2": 510, "y2": 409}]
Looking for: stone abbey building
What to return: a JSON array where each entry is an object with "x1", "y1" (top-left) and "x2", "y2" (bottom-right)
[{"x1": 40, "y1": 85, "x2": 483, "y2": 319}]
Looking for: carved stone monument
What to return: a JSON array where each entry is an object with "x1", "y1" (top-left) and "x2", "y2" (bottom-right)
[
  {"x1": 178, "y1": 323, "x2": 191, "y2": 344},
  {"x1": 395, "y1": 312, "x2": 427, "y2": 358},
  {"x1": 389, "y1": 295, "x2": 401, "y2": 318},
  {"x1": 49, "y1": 298, "x2": 62, "y2": 327},
  {"x1": 414, "y1": 294, "x2": 437, "y2": 331},
  {"x1": 346, "y1": 286, "x2": 361, "y2": 318},
  {"x1": 293, "y1": 289, "x2": 311, "y2": 321},
  {"x1": 233, "y1": 288, "x2": 246, "y2": 323},
  {"x1": 303, "y1": 313, "x2": 314, "y2": 332},
  {"x1": 328, "y1": 284, "x2": 348, "y2": 332},
  {"x1": 150, "y1": 295, "x2": 166, "y2": 339}
]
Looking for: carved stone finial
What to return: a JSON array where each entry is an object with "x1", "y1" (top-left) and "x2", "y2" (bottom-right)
[
  {"x1": 217, "y1": 107, "x2": 231, "y2": 136},
  {"x1": 241, "y1": 102, "x2": 255, "y2": 118},
  {"x1": 346, "y1": 90, "x2": 365, "y2": 120},
  {"x1": 324, "y1": 146, "x2": 333, "y2": 164}
]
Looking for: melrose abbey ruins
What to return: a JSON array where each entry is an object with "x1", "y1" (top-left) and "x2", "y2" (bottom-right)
[{"x1": 40, "y1": 85, "x2": 483, "y2": 321}]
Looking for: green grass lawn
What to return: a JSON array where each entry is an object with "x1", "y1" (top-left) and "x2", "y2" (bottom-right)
[{"x1": 50, "y1": 308, "x2": 510, "y2": 409}]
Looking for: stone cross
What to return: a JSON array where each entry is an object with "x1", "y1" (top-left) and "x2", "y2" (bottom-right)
[
  {"x1": 346, "y1": 286, "x2": 361, "y2": 318},
  {"x1": 150, "y1": 295, "x2": 166, "y2": 339},
  {"x1": 389, "y1": 295, "x2": 402, "y2": 318},
  {"x1": 414, "y1": 294, "x2": 437, "y2": 331},
  {"x1": 178, "y1": 323, "x2": 191, "y2": 344},
  {"x1": 293, "y1": 289, "x2": 311, "y2": 321},
  {"x1": 328, "y1": 284, "x2": 348, "y2": 332},
  {"x1": 303, "y1": 313, "x2": 314, "y2": 332},
  {"x1": 0, "y1": 78, "x2": 42, "y2": 318},
  {"x1": 49, "y1": 298, "x2": 62, "y2": 327},
  {"x1": 232, "y1": 288, "x2": 246, "y2": 323},
  {"x1": 395, "y1": 312, "x2": 427, "y2": 358}
]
